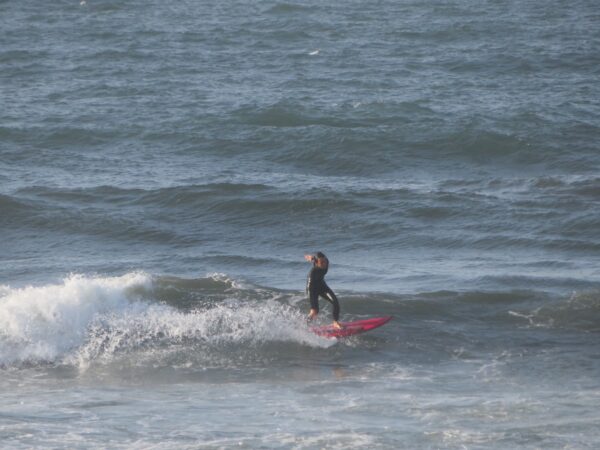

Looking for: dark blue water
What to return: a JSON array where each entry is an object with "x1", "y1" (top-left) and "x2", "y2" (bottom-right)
[{"x1": 2, "y1": 0, "x2": 600, "y2": 448}]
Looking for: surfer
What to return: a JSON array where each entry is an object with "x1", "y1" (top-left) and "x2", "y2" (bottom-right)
[{"x1": 304, "y1": 252, "x2": 342, "y2": 329}]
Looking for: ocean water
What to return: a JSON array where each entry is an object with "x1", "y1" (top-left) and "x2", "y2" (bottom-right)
[{"x1": 1, "y1": 0, "x2": 600, "y2": 448}]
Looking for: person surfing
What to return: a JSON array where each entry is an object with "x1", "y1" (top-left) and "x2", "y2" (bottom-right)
[{"x1": 304, "y1": 251, "x2": 342, "y2": 329}]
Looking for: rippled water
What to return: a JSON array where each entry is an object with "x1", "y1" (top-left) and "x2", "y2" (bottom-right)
[{"x1": 2, "y1": 0, "x2": 600, "y2": 448}]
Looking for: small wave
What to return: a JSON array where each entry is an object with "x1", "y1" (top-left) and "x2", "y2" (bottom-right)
[
  {"x1": 149, "y1": 273, "x2": 260, "y2": 310},
  {"x1": 509, "y1": 290, "x2": 600, "y2": 332},
  {"x1": 137, "y1": 183, "x2": 274, "y2": 208},
  {"x1": 8, "y1": 186, "x2": 185, "y2": 244},
  {"x1": 441, "y1": 129, "x2": 536, "y2": 161},
  {"x1": 16, "y1": 185, "x2": 146, "y2": 206},
  {"x1": 340, "y1": 288, "x2": 600, "y2": 333},
  {"x1": 234, "y1": 103, "x2": 332, "y2": 128},
  {"x1": 16, "y1": 183, "x2": 274, "y2": 209},
  {"x1": 265, "y1": 3, "x2": 313, "y2": 14},
  {"x1": 532, "y1": 176, "x2": 567, "y2": 190},
  {"x1": 233, "y1": 99, "x2": 437, "y2": 129},
  {"x1": 0, "y1": 126, "x2": 29, "y2": 144},
  {"x1": 567, "y1": 178, "x2": 600, "y2": 198},
  {"x1": 0, "y1": 49, "x2": 49, "y2": 64},
  {"x1": 37, "y1": 126, "x2": 120, "y2": 147},
  {"x1": 22, "y1": 183, "x2": 357, "y2": 225},
  {"x1": 0, "y1": 194, "x2": 30, "y2": 216}
]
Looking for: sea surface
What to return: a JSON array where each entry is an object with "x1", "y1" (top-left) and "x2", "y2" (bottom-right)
[{"x1": 1, "y1": 0, "x2": 600, "y2": 448}]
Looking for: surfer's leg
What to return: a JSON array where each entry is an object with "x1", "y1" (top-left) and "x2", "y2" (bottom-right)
[
  {"x1": 308, "y1": 288, "x2": 320, "y2": 316},
  {"x1": 321, "y1": 286, "x2": 340, "y2": 322}
]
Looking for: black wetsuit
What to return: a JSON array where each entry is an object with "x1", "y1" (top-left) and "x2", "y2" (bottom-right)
[{"x1": 306, "y1": 260, "x2": 340, "y2": 321}]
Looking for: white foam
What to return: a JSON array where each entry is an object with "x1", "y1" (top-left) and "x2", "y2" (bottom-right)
[
  {"x1": 0, "y1": 273, "x2": 332, "y2": 368},
  {"x1": 0, "y1": 272, "x2": 152, "y2": 365}
]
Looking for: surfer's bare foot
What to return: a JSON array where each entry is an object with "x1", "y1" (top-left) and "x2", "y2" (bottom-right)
[{"x1": 332, "y1": 321, "x2": 342, "y2": 329}]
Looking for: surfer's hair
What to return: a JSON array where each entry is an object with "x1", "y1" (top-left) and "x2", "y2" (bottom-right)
[{"x1": 316, "y1": 252, "x2": 326, "y2": 259}]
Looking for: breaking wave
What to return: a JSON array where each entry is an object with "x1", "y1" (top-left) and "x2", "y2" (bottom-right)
[
  {"x1": 2, "y1": 271, "x2": 598, "y2": 374},
  {"x1": 0, "y1": 273, "x2": 330, "y2": 370}
]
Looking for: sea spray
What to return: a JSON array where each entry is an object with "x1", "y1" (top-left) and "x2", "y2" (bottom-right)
[{"x1": 72, "y1": 298, "x2": 332, "y2": 371}]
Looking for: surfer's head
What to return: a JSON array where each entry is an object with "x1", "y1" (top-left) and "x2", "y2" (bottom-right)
[{"x1": 315, "y1": 252, "x2": 328, "y2": 268}]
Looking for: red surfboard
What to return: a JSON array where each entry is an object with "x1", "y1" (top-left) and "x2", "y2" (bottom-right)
[{"x1": 311, "y1": 316, "x2": 392, "y2": 338}]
